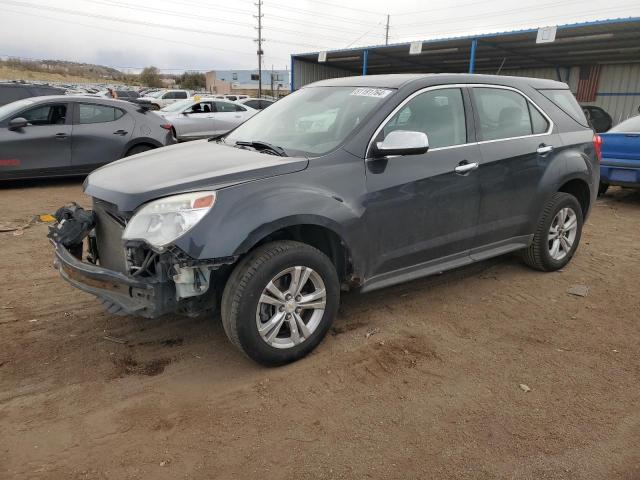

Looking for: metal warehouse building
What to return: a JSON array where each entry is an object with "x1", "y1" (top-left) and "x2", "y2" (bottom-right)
[{"x1": 290, "y1": 17, "x2": 640, "y2": 124}]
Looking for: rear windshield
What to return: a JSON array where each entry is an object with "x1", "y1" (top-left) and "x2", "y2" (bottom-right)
[
  {"x1": 609, "y1": 115, "x2": 640, "y2": 133},
  {"x1": 538, "y1": 89, "x2": 588, "y2": 127}
]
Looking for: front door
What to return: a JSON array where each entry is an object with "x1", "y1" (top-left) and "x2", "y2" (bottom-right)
[
  {"x1": 469, "y1": 86, "x2": 560, "y2": 257},
  {"x1": 0, "y1": 102, "x2": 71, "y2": 178},
  {"x1": 364, "y1": 87, "x2": 482, "y2": 279},
  {"x1": 178, "y1": 100, "x2": 216, "y2": 139},
  {"x1": 71, "y1": 102, "x2": 134, "y2": 170}
]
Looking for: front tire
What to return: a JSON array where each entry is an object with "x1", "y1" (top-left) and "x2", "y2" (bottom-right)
[
  {"x1": 221, "y1": 241, "x2": 340, "y2": 366},
  {"x1": 522, "y1": 192, "x2": 584, "y2": 271}
]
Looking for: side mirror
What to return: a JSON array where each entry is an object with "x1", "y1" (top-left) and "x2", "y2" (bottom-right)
[
  {"x1": 9, "y1": 117, "x2": 28, "y2": 130},
  {"x1": 373, "y1": 130, "x2": 429, "y2": 157}
]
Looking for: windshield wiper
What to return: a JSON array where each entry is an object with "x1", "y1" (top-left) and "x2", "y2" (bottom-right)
[{"x1": 235, "y1": 140, "x2": 288, "y2": 157}]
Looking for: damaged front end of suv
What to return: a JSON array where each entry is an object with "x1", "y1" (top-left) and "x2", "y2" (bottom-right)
[{"x1": 48, "y1": 192, "x2": 232, "y2": 318}]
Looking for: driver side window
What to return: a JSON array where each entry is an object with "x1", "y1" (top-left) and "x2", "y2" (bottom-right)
[
  {"x1": 382, "y1": 88, "x2": 466, "y2": 148},
  {"x1": 19, "y1": 104, "x2": 67, "y2": 126}
]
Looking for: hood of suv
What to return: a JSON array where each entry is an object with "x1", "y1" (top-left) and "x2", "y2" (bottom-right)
[{"x1": 85, "y1": 140, "x2": 309, "y2": 211}]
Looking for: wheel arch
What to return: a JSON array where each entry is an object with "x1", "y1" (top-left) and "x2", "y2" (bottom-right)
[
  {"x1": 121, "y1": 138, "x2": 161, "y2": 157},
  {"x1": 557, "y1": 177, "x2": 591, "y2": 217},
  {"x1": 234, "y1": 216, "x2": 360, "y2": 286}
]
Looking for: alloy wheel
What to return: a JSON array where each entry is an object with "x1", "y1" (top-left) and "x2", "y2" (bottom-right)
[
  {"x1": 548, "y1": 207, "x2": 578, "y2": 261},
  {"x1": 255, "y1": 266, "x2": 327, "y2": 349}
]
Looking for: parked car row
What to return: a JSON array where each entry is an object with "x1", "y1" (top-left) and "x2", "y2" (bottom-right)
[
  {"x1": 0, "y1": 83, "x2": 278, "y2": 178},
  {"x1": 0, "y1": 96, "x2": 175, "y2": 180}
]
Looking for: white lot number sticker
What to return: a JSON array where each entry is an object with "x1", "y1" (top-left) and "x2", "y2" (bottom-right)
[{"x1": 350, "y1": 88, "x2": 392, "y2": 98}]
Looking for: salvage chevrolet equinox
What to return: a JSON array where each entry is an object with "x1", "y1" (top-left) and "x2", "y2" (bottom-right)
[{"x1": 49, "y1": 74, "x2": 600, "y2": 365}]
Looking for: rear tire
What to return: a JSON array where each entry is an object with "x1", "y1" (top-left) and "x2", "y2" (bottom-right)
[
  {"x1": 125, "y1": 144, "x2": 154, "y2": 157},
  {"x1": 221, "y1": 241, "x2": 339, "y2": 366},
  {"x1": 521, "y1": 192, "x2": 583, "y2": 272},
  {"x1": 598, "y1": 182, "x2": 609, "y2": 196}
]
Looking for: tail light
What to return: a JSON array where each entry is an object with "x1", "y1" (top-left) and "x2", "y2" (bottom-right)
[
  {"x1": 160, "y1": 123, "x2": 172, "y2": 130},
  {"x1": 593, "y1": 134, "x2": 602, "y2": 162}
]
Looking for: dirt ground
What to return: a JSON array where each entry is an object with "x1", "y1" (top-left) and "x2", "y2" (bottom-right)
[{"x1": 1, "y1": 179, "x2": 639, "y2": 480}]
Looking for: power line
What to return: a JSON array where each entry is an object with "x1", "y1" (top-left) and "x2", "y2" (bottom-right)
[
  {"x1": 0, "y1": 0, "x2": 328, "y2": 50},
  {"x1": 164, "y1": 0, "x2": 384, "y2": 38},
  {"x1": 81, "y1": 0, "x2": 355, "y2": 44},
  {"x1": 265, "y1": 2, "x2": 383, "y2": 27},
  {"x1": 393, "y1": 0, "x2": 611, "y2": 27},
  {"x1": 391, "y1": 0, "x2": 491, "y2": 16},
  {"x1": 0, "y1": 8, "x2": 288, "y2": 66},
  {"x1": 390, "y1": 5, "x2": 640, "y2": 40},
  {"x1": 344, "y1": 21, "x2": 385, "y2": 48}
]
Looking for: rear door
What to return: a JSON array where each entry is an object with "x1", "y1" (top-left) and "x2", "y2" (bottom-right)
[
  {"x1": 212, "y1": 101, "x2": 249, "y2": 134},
  {"x1": 469, "y1": 86, "x2": 559, "y2": 257},
  {"x1": 71, "y1": 102, "x2": 134, "y2": 170},
  {"x1": 0, "y1": 101, "x2": 71, "y2": 178}
]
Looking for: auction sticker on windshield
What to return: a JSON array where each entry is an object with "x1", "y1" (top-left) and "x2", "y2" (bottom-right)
[{"x1": 350, "y1": 88, "x2": 393, "y2": 98}]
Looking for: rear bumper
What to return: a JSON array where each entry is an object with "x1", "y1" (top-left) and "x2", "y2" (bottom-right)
[
  {"x1": 600, "y1": 161, "x2": 640, "y2": 187},
  {"x1": 53, "y1": 243, "x2": 174, "y2": 318}
]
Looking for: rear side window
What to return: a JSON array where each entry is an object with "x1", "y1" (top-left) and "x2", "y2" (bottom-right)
[
  {"x1": 538, "y1": 89, "x2": 588, "y2": 126},
  {"x1": 174, "y1": 91, "x2": 188, "y2": 99},
  {"x1": 382, "y1": 87, "x2": 467, "y2": 148},
  {"x1": 609, "y1": 115, "x2": 640, "y2": 133},
  {"x1": 244, "y1": 100, "x2": 260, "y2": 109},
  {"x1": 473, "y1": 88, "x2": 533, "y2": 141},
  {"x1": 79, "y1": 104, "x2": 124, "y2": 124},
  {"x1": 215, "y1": 101, "x2": 240, "y2": 113}
]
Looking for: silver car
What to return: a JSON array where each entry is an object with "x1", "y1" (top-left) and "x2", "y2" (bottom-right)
[{"x1": 159, "y1": 97, "x2": 257, "y2": 141}]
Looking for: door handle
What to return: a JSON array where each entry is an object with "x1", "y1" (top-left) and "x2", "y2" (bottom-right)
[
  {"x1": 113, "y1": 129, "x2": 128, "y2": 135},
  {"x1": 454, "y1": 161, "x2": 479, "y2": 174},
  {"x1": 537, "y1": 144, "x2": 554, "y2": 155},
  {"x1": 54, "y1": 133, "x2": 68, "y2": 139}
]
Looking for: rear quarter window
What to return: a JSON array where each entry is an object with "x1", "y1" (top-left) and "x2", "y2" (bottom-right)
[{"x1": 538, "y1": 89, "x2": 589, "y2": 127}]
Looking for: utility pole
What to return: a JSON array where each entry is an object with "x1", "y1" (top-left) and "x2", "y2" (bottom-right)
[
  {"x1": 255, "y1": 1, "x2": 264, "y2": 98},
  {"x1": 385, "y1": 14, "x2": 390, "y2": 45}
]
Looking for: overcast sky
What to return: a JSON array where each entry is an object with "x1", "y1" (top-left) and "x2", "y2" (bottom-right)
[{"x1": 1, "y1": 0, "x2": 639, "y2": 73}]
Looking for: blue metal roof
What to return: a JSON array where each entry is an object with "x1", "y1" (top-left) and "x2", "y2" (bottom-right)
[{"x1": 292, "y1": 16, "x2": 640, "y2": 57}]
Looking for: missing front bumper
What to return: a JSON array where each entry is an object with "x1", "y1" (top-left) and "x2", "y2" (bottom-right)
[{"x1": 54, "y1": 243, "x2": 175, "y2": 318}]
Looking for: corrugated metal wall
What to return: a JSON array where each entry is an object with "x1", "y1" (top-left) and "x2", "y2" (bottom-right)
[
  {"x1": 292, "y1": 60, "x2": 354, "y2": 90},
  {"x1": 502, "y1": 64, "x2": 640, "y2": 124},
  {"x1": 583, "y1": 64, "x2": 640, "y2": 123}
]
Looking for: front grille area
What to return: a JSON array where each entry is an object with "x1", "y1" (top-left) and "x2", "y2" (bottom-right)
[{"x1": 93, "y1": 198, "x2": 129, "y2": 274}]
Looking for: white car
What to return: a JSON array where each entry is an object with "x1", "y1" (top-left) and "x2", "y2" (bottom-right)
[
  {"x1": 158, "y1": 97, "x2": 258, "y2": 141},
  {"x1": 138, "y1": 89, "x2": 191, "y2": 110}
]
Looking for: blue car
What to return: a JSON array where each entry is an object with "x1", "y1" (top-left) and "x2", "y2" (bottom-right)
[{"x1": 599, "y1": 115, "x2": 640, "y2": 195}]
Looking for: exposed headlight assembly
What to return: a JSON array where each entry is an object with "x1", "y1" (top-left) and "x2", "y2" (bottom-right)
[{"x1": 123, "y1": 191, "x2": 216, "y2": 249}]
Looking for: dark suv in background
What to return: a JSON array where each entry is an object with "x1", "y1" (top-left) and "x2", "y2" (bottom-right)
[
  {"x1": 49, "y1": 74, "x2": 599, "y2": 365},
  {"x1": 0, "y1": 81, "x2": 65, "y2": 106}
]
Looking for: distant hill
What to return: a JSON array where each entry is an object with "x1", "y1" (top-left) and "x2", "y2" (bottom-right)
[{"x1": 0, "y1": 57, "x2": 131, "y2": 84}]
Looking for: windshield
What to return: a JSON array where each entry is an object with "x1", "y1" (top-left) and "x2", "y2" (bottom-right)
[
  {"x1": 0, "y1": 98, "x2": 35, "y2": 120},
  {"x1": 225, "y1": 86, "x2": 395, "y2": 157},
  {"x1": 161, "y1": 99, "x2": 193, "y2": 113},
  {"x1": 610, "y1": 115, "x2": 640, "y2": 133}
]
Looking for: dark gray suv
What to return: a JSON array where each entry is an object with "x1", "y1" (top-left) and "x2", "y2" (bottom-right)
[{"x1": 49, "y1": 74, "x2": 600, "y2": 365}]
